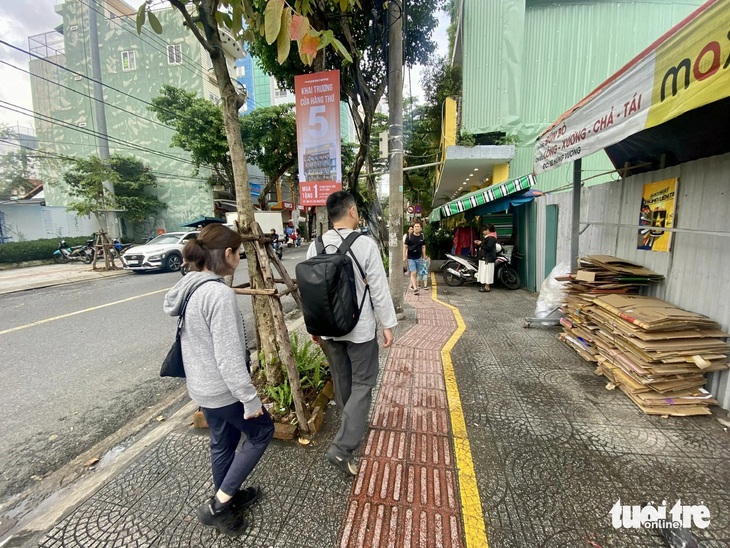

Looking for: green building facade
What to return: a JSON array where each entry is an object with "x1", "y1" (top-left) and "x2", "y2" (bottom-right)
[
  {"x1": 29, "y1": 1, "x2": 221, "y2": 238},
  {"x1": 455, "y1": 0, "x2": 703, "y2": 191}
]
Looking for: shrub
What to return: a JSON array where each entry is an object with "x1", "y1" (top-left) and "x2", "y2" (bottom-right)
[
  {"x1": 423, "y1": 224, "x2": 453, "y2": 260},
  {"x1": 0, "y1": 236, "x2": 92, "y2": 264},
  {"x1": 264, "y1": 332, "x2": 330, "y2": 413}
]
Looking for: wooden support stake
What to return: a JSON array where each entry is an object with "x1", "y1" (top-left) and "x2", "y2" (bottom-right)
[
  {"x1": 266, "y1": 245, "x2": 304, "y2": 310},
  {"x1": 251, "y1": 223, "x2": 310, "y2": 434},
  {"x1": 233, "y1": 288, "x2": 277, "y2": 296}
]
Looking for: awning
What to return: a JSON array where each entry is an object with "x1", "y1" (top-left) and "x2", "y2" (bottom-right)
[
  {"x1": 534, "y1": 0, "x2": 730, "y2": 175},
  {"x1": 464, "y1": 189, "x2": 542, "y2": 221},
  {"x1": 430, "y1": 173, "x2": 537, "y2": 222}
]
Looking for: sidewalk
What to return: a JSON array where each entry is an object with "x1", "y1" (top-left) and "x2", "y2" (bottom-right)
[
  {"x1": 0, "y1": 263, "x2": 130, "y2": 295},
  {"x1": 7, "y1": 277, "x2": 730, "y2": 547}
]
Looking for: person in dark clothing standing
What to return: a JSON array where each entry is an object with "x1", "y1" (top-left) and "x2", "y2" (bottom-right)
[
  {"x1": 403, "y1": 222, "x2": 426, "y2": 295},
  {"x1": 475, "y1": 224, "x2": 498, "y2": 292}
]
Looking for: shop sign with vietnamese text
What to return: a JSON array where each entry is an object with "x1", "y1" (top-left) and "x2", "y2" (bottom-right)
[{"x1": 295, "y1": 70, "x2": 342, "y2": 206}]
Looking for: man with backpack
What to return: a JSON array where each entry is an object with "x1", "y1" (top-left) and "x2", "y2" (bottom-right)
[{"x1": 297, "y1": 191, "x2": 397, "y2": 477}]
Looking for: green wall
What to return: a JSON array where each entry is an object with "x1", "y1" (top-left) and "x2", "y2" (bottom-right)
[
  {"x1": 459, "y1": 0, "x2": 703, "y2": 191},
  {"x1": 30, "y1": 3, "x2": 214, "y2": 238}
]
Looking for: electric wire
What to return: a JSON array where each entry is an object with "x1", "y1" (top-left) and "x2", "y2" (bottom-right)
[
  {"x1": 0, "y1": 59, "x2": 176, "y2": 133},
  {"x1": 0, "y1": 100, "x2": 211, "y2": 170}
]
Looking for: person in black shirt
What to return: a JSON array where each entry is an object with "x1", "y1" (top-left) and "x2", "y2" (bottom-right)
[
  {"x1": 475, "y1": 224, "x2": 498, "y2": 292},
  {"x1": 403, "y1": 222, "x2": 426, "y2": 295}
]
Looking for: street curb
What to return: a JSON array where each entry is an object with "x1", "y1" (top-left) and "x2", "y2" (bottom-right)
[
  {"x1": 0, "y1": 388, "x2": 192, "y2": 547},
  {"x1": 0, "y1": 312, "x2": 309, "y2": 547},
  {"x1": 0, "y1": 269, "x2": 131, "y2": 296}
]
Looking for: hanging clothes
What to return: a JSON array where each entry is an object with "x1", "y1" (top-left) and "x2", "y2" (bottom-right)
[{"x1": 452, "y1": 226, "x2": 477, "y2": 256}]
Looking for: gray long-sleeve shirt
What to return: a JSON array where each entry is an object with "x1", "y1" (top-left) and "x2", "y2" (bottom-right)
[
  {"x1": 306, "y1": 228, "x2": 398, "y2": 343},
  {"x1": 163, "y1": 272, "x2": 261, "y2": 417}
]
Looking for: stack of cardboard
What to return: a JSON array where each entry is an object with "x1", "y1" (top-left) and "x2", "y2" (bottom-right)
[
  {"x1": 558, "y1": 256, "x2": 665, "y2": 362},
  {"x1": 557, "y1": 257, "x2": 726, "y2": 416},
  {"x1": 567, "y1": 294, "x2": 728, "y2": 416}
]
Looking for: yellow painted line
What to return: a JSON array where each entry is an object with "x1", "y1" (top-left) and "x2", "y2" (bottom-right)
[
  {"x1": 431, "y1": 272, "x2": 489, "y2": 548},
  {"x1": 0, "y1": 288, "x2": 171, "y2": 336}
]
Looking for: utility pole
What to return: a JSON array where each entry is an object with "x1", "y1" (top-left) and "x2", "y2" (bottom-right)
[
  {"x1": 387, "y1": 0, "x2": 404, "y2": 313},
  {"x1": 88, "y1": 0, "x2": 117, "y2": 239}
]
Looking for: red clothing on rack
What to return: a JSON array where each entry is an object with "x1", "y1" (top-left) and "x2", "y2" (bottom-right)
[{"x1": 452, "y1": 226, "x2": 477, "y2": 256}]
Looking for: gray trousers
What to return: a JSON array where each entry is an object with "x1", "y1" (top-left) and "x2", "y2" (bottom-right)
[{"x1": 321, "y1": 338, "x2": 380, "y2": 457}]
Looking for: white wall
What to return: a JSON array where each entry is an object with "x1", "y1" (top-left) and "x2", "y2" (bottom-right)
[
  {"x1": 540, "y1": 151, "x2": 730, "y2": 409},
  {"x1": 0, "y1": 204, "x2": 98, "y2": 242}
]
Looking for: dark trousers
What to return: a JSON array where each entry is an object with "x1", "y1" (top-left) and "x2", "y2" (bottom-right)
[
  {"x1": 321, "y1": 338, "x2": 380, "y2": 457},
  {"x1": 201, "y1": 402, "x2": 274, "y2": 496}
]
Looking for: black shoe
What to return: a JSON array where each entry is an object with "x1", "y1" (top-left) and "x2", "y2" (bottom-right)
[
  {"x1": 325, "y1": 450, "x2": 358, "y2": 477},
  {"x1": 196, "y1": 497, "x2": 248, "y2": 537},
  {"x1": 479, "y1": 287, "x2": 488, "y2": 292},
  {"x1": 230, "y1": 486, "x2": 261, "y2": 512}
]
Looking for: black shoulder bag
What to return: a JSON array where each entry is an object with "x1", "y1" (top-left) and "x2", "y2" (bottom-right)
[{"x1": 160, "y1": 279, "x2": 223, "y2": 378}]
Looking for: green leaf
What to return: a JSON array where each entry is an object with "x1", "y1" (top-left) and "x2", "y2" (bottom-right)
[
  {"x1": 148, "y1": 11, "x2": 163, "y2": 34},
  {"x1": 231, "y1": 3, "x2": 244, "y2": 35},
  {"x1": 339, "y1": 0, "x2": 348, "y2": 11},
  {"x1": 331, "y1": 37, "x2": 353, "y2": 63},
  {"x1": 277, "y1": 8, "x2": 292, "y2": 64},
  {"x1": 318, "y1": 29, "x2": 333, "y2": 50},
  {"x1": 264, "y1": 0, "x2": 285, "y2": 45},
  {"x1": 135, "y1": 4, "x2": 146, "y2": 35}
]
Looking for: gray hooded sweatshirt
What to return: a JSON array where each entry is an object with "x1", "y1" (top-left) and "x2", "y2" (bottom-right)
[{"x1": 163, "y1": 271, "x2": 261, "y2": 418}]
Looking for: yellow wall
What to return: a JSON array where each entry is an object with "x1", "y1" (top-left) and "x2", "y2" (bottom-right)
[
  {"x1": 492, "y1": 163, "x2": 509, "y2": 185},
  {"x1": 436, "y1": 96, "x2": 459, "y2": 192}
]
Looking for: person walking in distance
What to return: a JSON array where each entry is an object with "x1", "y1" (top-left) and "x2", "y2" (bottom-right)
[
  {"x1": 307, "y1": 191, "x2": 397, "y2": 476},
  {"x1": 475, "y1": 224, "x2": 498, "y2": 292},
  {"x1": 403, "y1": 222, "x2": 426, "y2": 295},
  {"x1": 163, "y1": 224, "x2": 274, "y2": 537}
]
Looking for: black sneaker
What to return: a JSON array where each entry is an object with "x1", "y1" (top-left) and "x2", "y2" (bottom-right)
[
  {"x1": 325, "y1": 450, "x2": 358, "y2": 477},
  {"x1": 230, "y1": 486, "x2": 261, "y2": 512},
  {"x1": 196, "y1": 497, "x2": 248, "y2": 537}
]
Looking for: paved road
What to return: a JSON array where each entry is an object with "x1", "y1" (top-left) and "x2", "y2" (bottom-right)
[{"x1": 0, "y1": 246, "x2": 307, "y2": 501}]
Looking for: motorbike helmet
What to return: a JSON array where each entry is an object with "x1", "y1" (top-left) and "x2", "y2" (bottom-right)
[{"x1": 495, "y1": 243, "x2": 503, "y2": 253}]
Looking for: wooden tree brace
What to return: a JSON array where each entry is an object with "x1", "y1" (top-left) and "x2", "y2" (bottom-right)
[{"x1": 233, "y1": 288, "x2": 277, "y2": 296}]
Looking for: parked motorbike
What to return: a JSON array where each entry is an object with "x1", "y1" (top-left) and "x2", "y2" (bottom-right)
[
  {"x1": 86, "y1": 238, "x2": 126, "y2": 262},
  {"x1": 442, "y1": 246, "x2": 521, "y2": 290},
  {"x1": 52, "y1": 240, "x2": 93, "y2": 264},
  {"x1": 113, "y1": 238, "x2": 134, "y2": 254}
]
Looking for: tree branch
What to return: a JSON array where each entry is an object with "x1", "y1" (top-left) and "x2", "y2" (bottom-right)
[{"x1": 168, "y1": 0, "x2": 215, "y2": 54}]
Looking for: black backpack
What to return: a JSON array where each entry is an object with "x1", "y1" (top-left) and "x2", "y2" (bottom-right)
[{"x1": 296, "y1": 231, "x2": 371, "y2": 337}]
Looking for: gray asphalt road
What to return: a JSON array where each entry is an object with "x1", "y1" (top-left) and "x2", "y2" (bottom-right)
[{"x1": 0, "y1": 245, "x2": 307, "y2": 500}]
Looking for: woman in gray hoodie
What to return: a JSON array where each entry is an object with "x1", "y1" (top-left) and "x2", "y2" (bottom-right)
[{"x1": 164, "y1": 224, "x2": 273, "y2": 537}]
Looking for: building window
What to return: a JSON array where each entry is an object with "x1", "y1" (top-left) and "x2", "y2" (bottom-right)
[
  {"x1": 167, "y1": 44, "x2": 183, "y2": 65},
  {"x1": 273, "y1": 86, "x2": 287, "y2": 99},
  {"x1": 121, "y1": 50, "x2": 136, "y2": 71},
  {"x1": 209, "y1": 93, "x2": 219, "y2": 104}
]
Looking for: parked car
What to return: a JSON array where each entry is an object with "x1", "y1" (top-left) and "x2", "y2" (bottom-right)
[{"x1": 121, "y1": 231, "x2": 199, "y2": 272}]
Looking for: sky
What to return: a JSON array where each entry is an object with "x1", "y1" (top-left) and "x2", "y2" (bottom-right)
[{"x1": 0, "y1": 0, "x2": 448, "y2": 135}]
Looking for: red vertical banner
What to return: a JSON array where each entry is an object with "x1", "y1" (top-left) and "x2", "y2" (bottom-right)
[{"x1": 295, "y1": 70, "x2": 342, "y2": 206}]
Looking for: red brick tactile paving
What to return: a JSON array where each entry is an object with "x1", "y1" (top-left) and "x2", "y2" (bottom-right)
[{"x1": 339, "y1": 289, "x2": 466, "y2": 548}]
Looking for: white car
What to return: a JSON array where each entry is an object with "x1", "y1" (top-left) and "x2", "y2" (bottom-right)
[{"x1": 121, "y1": 231, "x2": 199, "y2": 272}]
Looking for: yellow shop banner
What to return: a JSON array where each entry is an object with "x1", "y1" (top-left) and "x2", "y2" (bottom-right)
[{"x1": 647, "y1": 0, "x2": 730, "y2": 128}]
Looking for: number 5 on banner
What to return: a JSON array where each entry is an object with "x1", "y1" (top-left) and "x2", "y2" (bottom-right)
[{"x1": 308, "y1": 106, "x2": 328, "y2": 138}]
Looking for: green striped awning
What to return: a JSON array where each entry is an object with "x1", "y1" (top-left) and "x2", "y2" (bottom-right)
[{"x1": 438, "y1": 173, "x2": 537, "y2": 219}]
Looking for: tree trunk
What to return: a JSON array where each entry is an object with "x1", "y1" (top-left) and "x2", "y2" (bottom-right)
[{"x1": 193, "y1": 0, "x2": 308, "y2": 432}]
